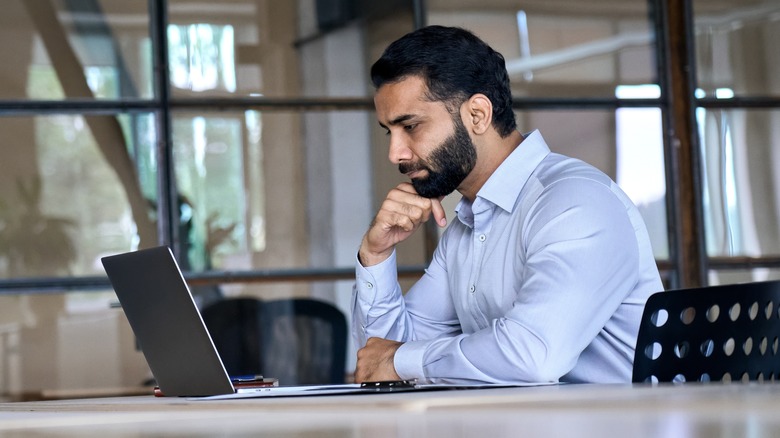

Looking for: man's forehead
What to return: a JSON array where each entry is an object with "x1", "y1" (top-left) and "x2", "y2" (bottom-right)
[{"x1": 374, "y1": 76, "x2": 438, "y2": 122}]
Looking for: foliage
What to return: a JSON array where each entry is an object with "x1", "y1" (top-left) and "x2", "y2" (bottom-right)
[{"x1": 0, "y1": 177, "x2": 76, "y2": 277}]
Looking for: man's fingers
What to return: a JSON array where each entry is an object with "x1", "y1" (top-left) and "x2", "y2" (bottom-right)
[
  {"x1": 431, "y1": 197, "x2": 447, "y2": 227},
  {"x1": 393, "y1": 182, "x2": 417, "y2": 194},
  {"x1": 377, "y1": 200, "x2": 424, "y2": 231},
  {"x1": 360, "y1": 183, "x2": 448, "y2": 266},
  {"x1": 389, "y1": 183, "x2": 447, "y2": 227}
]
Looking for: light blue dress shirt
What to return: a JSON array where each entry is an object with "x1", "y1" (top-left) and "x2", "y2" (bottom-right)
[{"x1": 352, "y1": 130, "x2": 663, "y2": 384}]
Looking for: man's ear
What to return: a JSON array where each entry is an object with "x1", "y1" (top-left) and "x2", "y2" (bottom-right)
[{"x1": 463, "y1": 93, "x2": 493, "y2": 135}]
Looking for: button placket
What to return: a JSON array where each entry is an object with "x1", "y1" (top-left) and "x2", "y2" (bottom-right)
[{"x1": 467, "y1": 200, "x2": 495, "y2": 327}]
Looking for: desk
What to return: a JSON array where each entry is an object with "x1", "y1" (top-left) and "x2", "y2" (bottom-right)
[{"x1": 1, "y1": 383, "x2": 779, "y2": 437}]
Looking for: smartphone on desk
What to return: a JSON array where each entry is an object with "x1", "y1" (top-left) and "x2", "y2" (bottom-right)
[{"x1": 231, "y1": 376, "x2": 278, "y2": 389}]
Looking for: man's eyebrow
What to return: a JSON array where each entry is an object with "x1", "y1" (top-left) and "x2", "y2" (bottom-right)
[{"x1": 379, "y1": 114, "x2": 417, "y2": 130}]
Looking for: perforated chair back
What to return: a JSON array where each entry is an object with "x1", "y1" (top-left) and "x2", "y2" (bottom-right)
[{"x1": 632, "y1": 280, "x2": 780, "y2": 383}]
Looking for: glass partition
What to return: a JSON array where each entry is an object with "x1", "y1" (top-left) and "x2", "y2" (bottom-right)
[
  {"x1": 709, "y1": 268, "x2": 780, "y2": 286},
  {"x1": 0, "y1": 0, "x2": 152, "y2": 100},
  {"x1": 427, "y1": 0, "x2": 658, "y2": 99},
  {"x1": 694, "y1": 0, "x2": 780, "y2": 98},
  {"x1": 698, "y1": 109, "x2": 780, "y2": 258},
  {"x1": 0, "y1": 288, "x2": 149, "y2": 398},
  {"x1": 167, "y1": 0, "x2": 415, "y2": 98},
  {"x1": 0, "y1": 113, "x2": 158, "y2": 280},
  {"x1": 3, "y1": 0, "x2": 755, "y2": 399}
]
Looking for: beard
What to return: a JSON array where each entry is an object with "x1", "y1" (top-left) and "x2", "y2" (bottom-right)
[{"x1": 398, "y1": 116, "x2": 477, "y2": 199}]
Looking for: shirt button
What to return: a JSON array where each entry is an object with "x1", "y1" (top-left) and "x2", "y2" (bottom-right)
[
  {"x1": 366, "y1": 282, "x2": 373, "y2": 289},
  {"x1": 478, "y1": 234, "x2": 486, "y2": 242},
  {"x1": 469, "y1": 285, "x2": 475, "y2": 293}
]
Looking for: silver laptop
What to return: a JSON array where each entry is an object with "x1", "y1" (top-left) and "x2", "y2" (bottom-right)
[{"x1": 102, "y1": 246, "x2": 269, "y2": 397}]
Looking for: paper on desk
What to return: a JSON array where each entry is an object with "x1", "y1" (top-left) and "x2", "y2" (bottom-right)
[
  {"x1": 191, "y1": 384, "x2": 364, "y2": 400},
  {"x1": 189, "y1": 382, "x2": 551, "y2": 400}
]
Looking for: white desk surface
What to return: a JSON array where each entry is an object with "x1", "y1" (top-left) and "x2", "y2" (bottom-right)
[{"x1": 1, "y1": 383, "x2": 779, "y2": 437}]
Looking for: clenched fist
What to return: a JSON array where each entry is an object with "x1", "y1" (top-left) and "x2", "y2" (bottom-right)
[{"x1": 358, "y1": 182, "x2": 447, "y2": 267}]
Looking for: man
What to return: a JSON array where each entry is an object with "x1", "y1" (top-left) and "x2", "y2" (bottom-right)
[{"x1": 352, "y1": 25, "x2": 663, "y2": 384}]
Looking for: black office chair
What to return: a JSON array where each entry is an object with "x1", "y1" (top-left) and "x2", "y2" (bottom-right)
[
  {"x1": 632, "y1": 280, "x2": 780, "y2": 383},
  {"x1": 201, "y1": 297, "x2": 348, "y2": 385},
  {"x1": 201, "y1": 297, "x2": 264, "y2": 377}
]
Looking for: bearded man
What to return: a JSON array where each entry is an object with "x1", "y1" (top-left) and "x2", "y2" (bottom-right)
[{"x1": 352, "y1": 25, "x2": 663, "y2": 384}]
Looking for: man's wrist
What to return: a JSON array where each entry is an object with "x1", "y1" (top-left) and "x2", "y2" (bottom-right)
[{"x1": 358, "y1": 246, "x2": 393, "y2": 267}]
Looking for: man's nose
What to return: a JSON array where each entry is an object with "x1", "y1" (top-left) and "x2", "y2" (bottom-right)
[{"x1": 388, "y1": 135, "x2": 413, "y2": 164}]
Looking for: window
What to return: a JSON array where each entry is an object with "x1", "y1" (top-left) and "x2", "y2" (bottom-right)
[
  {"x1": 2, "y1": 0, "x2": 779, "y2": 397},
  {"x1": 693, "y1": 0, "x2": 780, "y2": 283}
]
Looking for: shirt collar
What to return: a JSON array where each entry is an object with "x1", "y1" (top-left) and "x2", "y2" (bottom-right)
[{"x1": 456, "y1": 129, "x2": 551, "y2": 215}]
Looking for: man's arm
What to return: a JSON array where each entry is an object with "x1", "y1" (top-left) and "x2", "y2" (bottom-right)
[
  {"x1": 352, "y1": 182, "x2": 449, "y2": 382},
  {"x1": 390, "y1": 180, "x2": 644, "y2": 384},
  {"x1": 352, "y1": 244, "x2": 462, "y2": 381}
]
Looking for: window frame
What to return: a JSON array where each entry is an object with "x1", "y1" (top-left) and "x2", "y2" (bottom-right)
[{"x1": 2, "y1": 0, "x2": 780, "y2": 297}]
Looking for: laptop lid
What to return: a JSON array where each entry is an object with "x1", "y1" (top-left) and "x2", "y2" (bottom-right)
[{"x1": 102, "y1": 246, "x2": 235, "y2": 396}]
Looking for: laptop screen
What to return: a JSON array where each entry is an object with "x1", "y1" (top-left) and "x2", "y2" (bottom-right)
[{"x1": 102, "y1": 246, "x2": 235, "y2": 396}]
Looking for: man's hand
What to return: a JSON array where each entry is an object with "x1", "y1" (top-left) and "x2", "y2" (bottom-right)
[
  {"x1": 359, "y1": 182, "x2": 447, "y2": 267},
  {"x1": 354, "y1": 337, "x2": 404, "y2": 383}
]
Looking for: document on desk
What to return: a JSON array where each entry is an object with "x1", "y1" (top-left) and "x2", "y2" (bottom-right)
[{"x1": 190, "y1": 381, "x2": 552, "y2": 400}]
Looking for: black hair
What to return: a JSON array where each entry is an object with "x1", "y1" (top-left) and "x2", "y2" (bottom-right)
[{"x1": 370, "y1": 25, "x2": 517, "y2": 138}]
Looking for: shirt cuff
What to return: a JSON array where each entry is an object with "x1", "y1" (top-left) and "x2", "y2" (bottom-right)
[
  {"x1": 394, "y1": 340, "x2": 428, "y2": 382},
  {"x1": 355, "y1": 250, "x2": 398, "y2": 306}
]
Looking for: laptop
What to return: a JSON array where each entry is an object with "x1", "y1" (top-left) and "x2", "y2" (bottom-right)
[{"x1": 102, "y1": 246, "x2": 275, "y2": 397}]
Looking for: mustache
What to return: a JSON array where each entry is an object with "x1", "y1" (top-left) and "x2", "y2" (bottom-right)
[{"x1": 399, "y1": 161, "x2": 428, "y2": 175}]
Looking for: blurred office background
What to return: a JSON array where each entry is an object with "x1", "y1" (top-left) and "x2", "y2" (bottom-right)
[{"x1": 0, "y1": 0, "x2": 778, "y2": 397}]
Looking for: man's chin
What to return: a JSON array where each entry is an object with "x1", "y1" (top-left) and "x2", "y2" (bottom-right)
[{"x1": 411, "y1": 180, "x2": 455, "y2": 199}]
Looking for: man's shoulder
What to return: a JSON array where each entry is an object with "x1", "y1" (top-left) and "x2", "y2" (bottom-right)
[{"x1": 533, "y1": 153, "x2": 613, "y2": 189}]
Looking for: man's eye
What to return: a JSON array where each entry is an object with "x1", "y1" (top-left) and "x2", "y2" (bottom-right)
[{"x1": 404, "y1": 124, "x2": 417, "y2": 131}]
